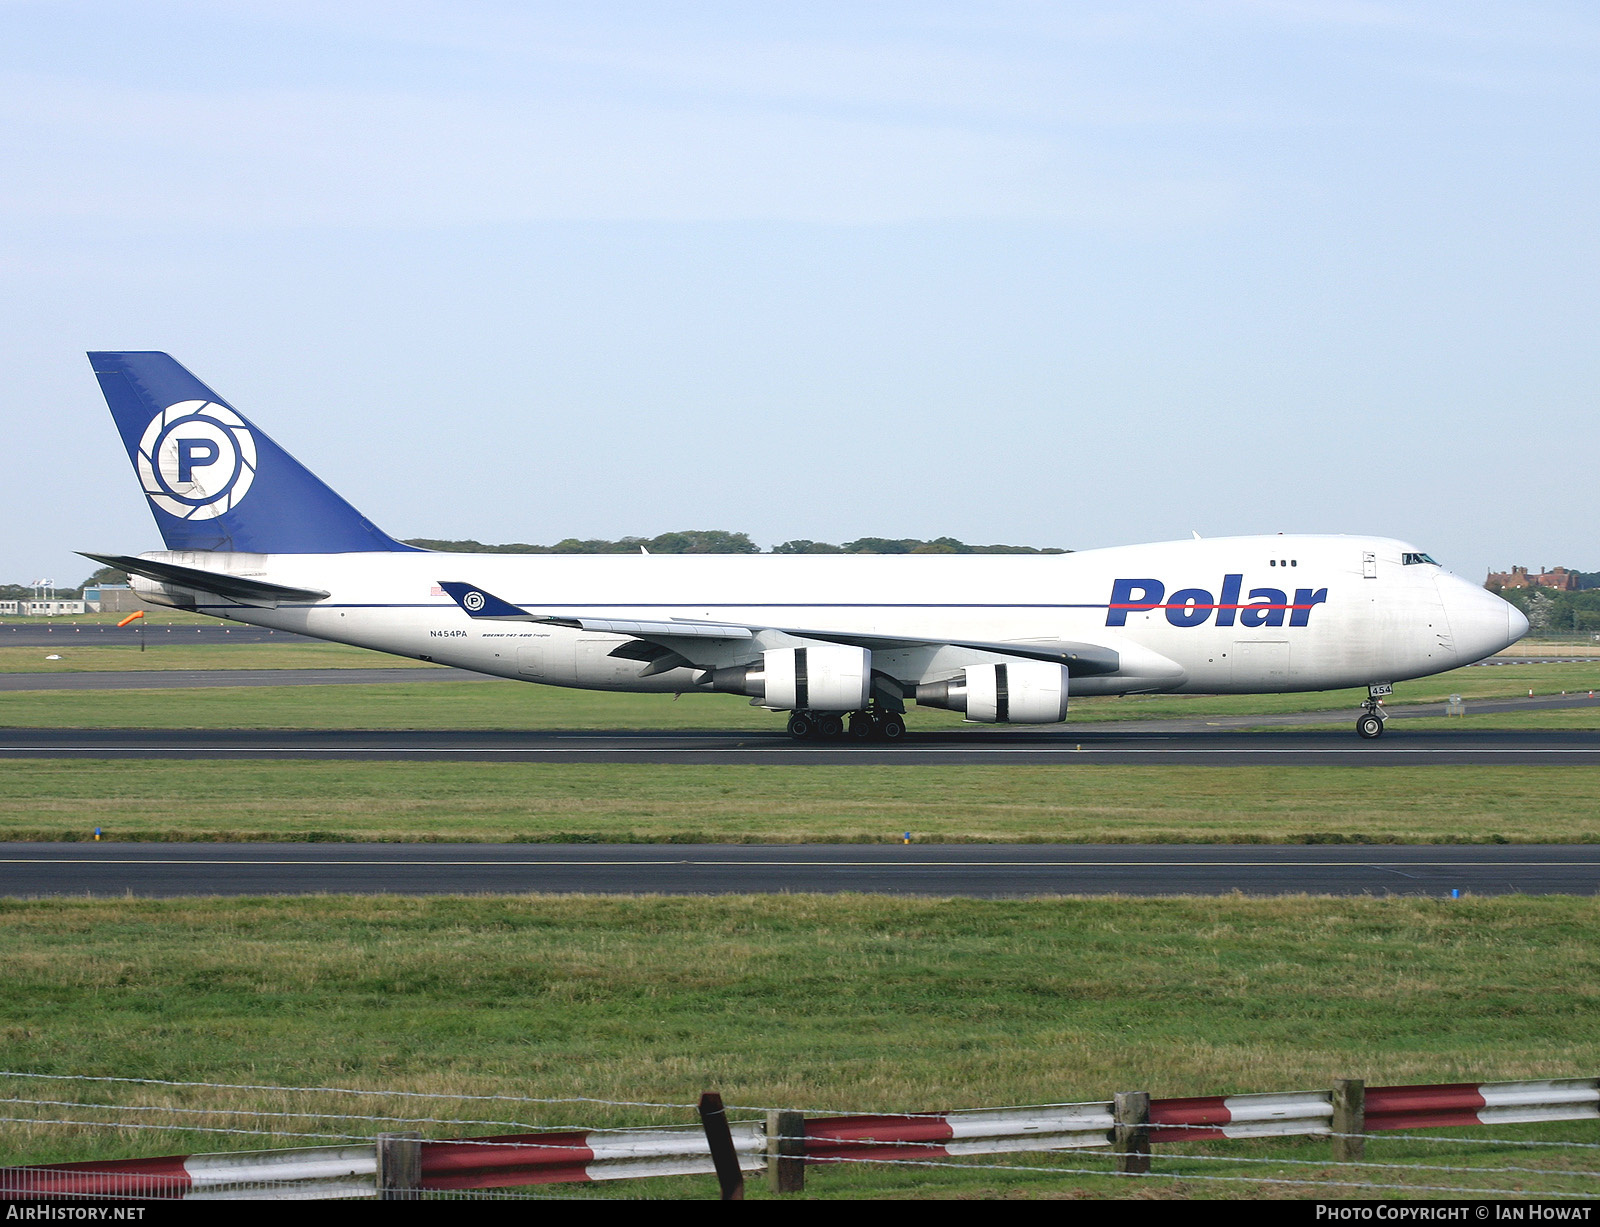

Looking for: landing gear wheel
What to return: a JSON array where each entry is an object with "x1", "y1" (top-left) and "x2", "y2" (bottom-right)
[
  {"x1": 818, "y1": 714, "x2": 845, "y2": 738},
  {"x1": 879, "y1": 713, "x2": 906, "y2": 741},
  {"x1": 787, "y1": 713, "x2": 816, "y2": 740},
  {"x1": 1356, "y1": 713, "x2": 1384, "y2": 739},
  {"x1": 848, "y1": 712, "x2": 877, "y2": 740}
]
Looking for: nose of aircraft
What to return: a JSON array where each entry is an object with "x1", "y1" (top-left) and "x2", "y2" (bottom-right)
[
  {"x1": 1507, "y1": 600, "x2": 1531, "y2": 644},
  {"x1": 1437, "y1": 573, "x2": 1529, "y2": 663}
]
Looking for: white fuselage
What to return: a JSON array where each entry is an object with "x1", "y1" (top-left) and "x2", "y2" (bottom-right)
[{"x1": 129, "y1": 533, "x2": 1525, "y2": 707}]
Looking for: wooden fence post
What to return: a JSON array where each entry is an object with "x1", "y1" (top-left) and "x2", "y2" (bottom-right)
[
  {"x1": 766, "y1": 1109, "x2": 806, "y2": 1194},
  {"x1": 698, "y1": 1092, "x2": 745, "y2": 1200},
  {"x1": 1332, "y1": 1078, "x2": 1366, "y2": 1162},
  {"x1": 376, "y1": 1131, "x2": 421, "y2": 1200},
  {"x1": 1113, "y1": 1091, "x2": 1151, "y2": 1175}
]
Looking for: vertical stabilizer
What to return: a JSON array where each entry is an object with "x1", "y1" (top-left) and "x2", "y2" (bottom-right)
[{"x1": 89, "y1": 351, "x2": 415, "y2": 554}]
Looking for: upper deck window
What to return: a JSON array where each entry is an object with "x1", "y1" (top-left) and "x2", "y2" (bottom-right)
[{"x1": 1402, "y1": 552, "x2": 1438, "y2": 566}]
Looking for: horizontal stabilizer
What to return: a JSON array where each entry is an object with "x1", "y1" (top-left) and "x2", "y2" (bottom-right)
[{"x1": 80, "y1": 552, "x2": 330, "y2": 608}]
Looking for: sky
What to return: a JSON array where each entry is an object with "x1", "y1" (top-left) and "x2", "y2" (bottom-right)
[{"x1": 2, "y1": 1, "x2": 1596, "y2": 586}]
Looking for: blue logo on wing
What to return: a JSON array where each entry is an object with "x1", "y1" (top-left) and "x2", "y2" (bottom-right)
[{"x1": 437, "y1": 582, "x2": 529, "y2": 619}]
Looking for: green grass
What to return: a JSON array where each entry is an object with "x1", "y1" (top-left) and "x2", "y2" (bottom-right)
[
  {"x1": 1, "y1": 893, "x2": 1596, "y2": 1198},
  {"x1": 6, "y1": 760, "x2": 1600, "y2": 844},
  {"x1": 0, "y1": 679, "x2": 779, "y2": 729},
  {"x1": 0, "y1": 660, "x2": 1597, "y2": 731},
  {"x1": 4, "y1": 638, "x2": 1594, "y2": 1199},
  {"x1": 0, "y1": 642, "x2": 433, "y2": 672},
  {"x1": 0, "y1": 656, "x2": 1593, "y2": 846}
]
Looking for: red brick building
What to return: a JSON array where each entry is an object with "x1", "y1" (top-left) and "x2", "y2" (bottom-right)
[{"x1": 1485, "y1": 565, "x2": 1578, "y2": 592}]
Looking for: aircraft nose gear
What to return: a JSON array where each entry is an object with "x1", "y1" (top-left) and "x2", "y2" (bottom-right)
[{"x1": 1356, "y1": 683, "x2": 1393, "y2": 739}]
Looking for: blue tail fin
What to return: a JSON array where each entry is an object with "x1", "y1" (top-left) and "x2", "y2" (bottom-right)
[{"x1": 90, "y1": 352, "x2": 416, "y2": 554}]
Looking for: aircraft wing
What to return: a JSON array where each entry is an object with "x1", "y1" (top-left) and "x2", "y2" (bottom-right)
[
  {"x1": 81, "y1": 552, "x2": 331, "y2": 607},
  {"x1": 439, "y1": 582, "x2": 1119, "y2": 676},
  {"x1": 714, "y1": 624, "x2": 1119, "y2": 676},
  {"x1": 436, "y1": 582, "x2": 754, "y2": 639}
]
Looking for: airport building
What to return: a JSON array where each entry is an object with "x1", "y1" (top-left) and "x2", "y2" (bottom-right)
[
  {"x1": 83, "y1": 583, "x2": 142, "y2": 613},
  {"x1": 1485, "y1": 565, "x2": 1578, "y2": 592}
]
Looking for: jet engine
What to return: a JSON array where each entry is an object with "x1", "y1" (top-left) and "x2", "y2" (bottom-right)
[
  {"x1": 703, "y1": 645, "x2": 871, "y2": 712},
  {"x1": 915, "y1": 661, "x2": 1069, "y2": 723}
]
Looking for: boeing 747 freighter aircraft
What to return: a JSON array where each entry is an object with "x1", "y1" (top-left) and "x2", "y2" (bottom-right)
[{"x1": 85, "y1": 352, "x2": 1528, "y2": 741}]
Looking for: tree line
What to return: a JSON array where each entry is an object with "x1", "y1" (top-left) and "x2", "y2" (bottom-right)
[
  {"x1": 1496, "y1": 584, "x2": 1600, "y2": 638},
  {"x1": 401, "y1": 532, "x2": 1068, "y2": 556},
  {"x1": 0, "y1": 565, "x2": 127, "y2": 603},
  {"x1": 8, "y1": 537, "x2": 1070, "y2": 601}
]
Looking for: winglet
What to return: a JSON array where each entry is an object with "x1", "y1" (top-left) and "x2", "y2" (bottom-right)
[{"x1": 437, "y1": 581, "x2": 536, "y2": 619}]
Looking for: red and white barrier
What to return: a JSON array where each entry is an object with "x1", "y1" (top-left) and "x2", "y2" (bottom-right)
[
  {"x1": 0, "y1": 1145, "x2": 376, "y2": 1201},
  {"x1": 804, "y1": 1091, "x2": 1334, "y2": 1160},
  {"x1": 1365, "y1": 1079, "x2": 1600, "y2": 1133},
  {"x1": 4, "y1": 1077, "x2": 1595, "y2": 1199},
  {"x1": 805, "y1": 1104, "x2": 1116, "y2": 1164},
  {"x1": 420, "y1": 1123, "x2": 765, "y2": 1190},
  {"x1": 801, "y1": 1079, "x2": 1600, "y2": 1162},
  {"x1": 1, "y1": 1125, "x2": 766, "y2": 1200},
  {"x1": 1148, "y1": 1090, "x2": 1333, "y2": 1142}
]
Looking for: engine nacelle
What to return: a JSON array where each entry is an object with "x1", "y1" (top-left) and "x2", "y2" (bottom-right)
[
  {"x1": 915, "y1": 661, "x2": 1069, "y2": 724},
  {"x1": 703, "y1": 645, "x2": 871, "y2": 712}
]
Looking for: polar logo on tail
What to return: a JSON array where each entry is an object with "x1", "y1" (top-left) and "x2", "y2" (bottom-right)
[
  {"x1": 462, "y1": 591, "x2": 486, "y2": 612},
  {"x1": 135, "y1": 400, "x2": 258, "y2": 519}
]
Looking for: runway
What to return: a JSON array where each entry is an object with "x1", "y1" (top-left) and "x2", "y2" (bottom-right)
[
  {"x1": 3, "y1": 841, "x2": 1593, "y2": 897},
  {"x1": 0, "y1": 725, "x2": 1595, "y2": 764},
  {"x1": 0, "y1": 666, "x2": 1593, "y2": 724}
]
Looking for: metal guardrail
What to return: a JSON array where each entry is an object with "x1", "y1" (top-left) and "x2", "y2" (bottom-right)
[{"x1": 4, "y1": 1077, "x2": 1595, "y2": 1199}]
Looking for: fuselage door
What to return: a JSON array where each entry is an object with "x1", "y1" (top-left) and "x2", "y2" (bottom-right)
[{"x1": 1362, "y1": 551, "x2": 1378, "y2": 579}]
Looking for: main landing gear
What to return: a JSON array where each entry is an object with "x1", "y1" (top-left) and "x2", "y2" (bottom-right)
[
  {"x1": 787, "y1": 709, "x2": 906, "y2": 742},
  {"x1": 1356, "y1": 683, "x2": 1393, "y2": 739}
]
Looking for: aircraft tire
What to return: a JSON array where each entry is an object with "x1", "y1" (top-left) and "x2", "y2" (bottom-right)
[
  {"x1": 879, "y1": 713, "x2": 907, "y2": 741},
  {"x1": 818, "y1": 714, "x2": 845, "y2": 738},
  {"x1": 787, "y1": 713, "x2": 816, "y2": 739},
  {"x1": 1356, "y1": 713, "x2": 1384, "y2": 739},
  {"x1": 848, "y1": 712, "x2": 876, "y2": 739}
]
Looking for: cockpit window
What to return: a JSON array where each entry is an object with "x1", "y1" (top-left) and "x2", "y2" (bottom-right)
[{"x1": 1402, "y1": 552, "x2": 1438, "y2": 566}]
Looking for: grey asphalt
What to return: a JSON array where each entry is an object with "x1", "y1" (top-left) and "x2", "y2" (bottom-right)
[
  {"x1": 2, "y1": 842, "x2": 1593, "y2": 898},
  {"x1": 1101, "y1": 691, "x2": 1599, "y2": 733},
  {"x1": 0, "y1": 725, "x2": 1595, "y2": 764}
]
